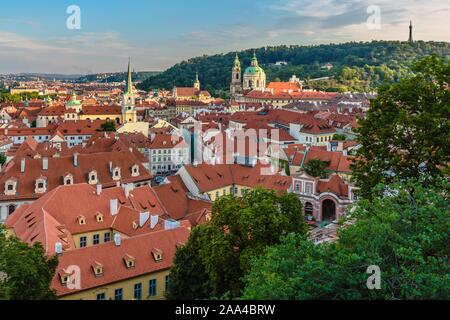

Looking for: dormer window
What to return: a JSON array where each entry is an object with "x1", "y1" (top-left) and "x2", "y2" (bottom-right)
[
  {"x1": 131, "y1": 164, "x2": 139, "y2": 177},
  {"x1": 4, "y1": 178, "x2": 17, "y2": 196},
  {"x1": 151, "y1": 248, "x2": 163, "y2": 262},
  {"x1": 112, "y1": 167, "x2": 121, "y2": 181},
  {"x1": 63, "y1": 174, "x2": 74, "y2": 186},
  {"x1": 77, "y1": 215, "x2": 86, "y2": 225},
  {"x1": 91, "y1": 261, "x2": 104, "y2": 277},
  {"x1": 95, "y1": 212, "x2": 104, "y2": 223},
  {"x1": 59, "y1": 271, "x2": 71, "y2": 285},
  {"x1": 88, "y1": 170, "x2": 98, "y2": 185},
  {"x1": 35, "y1": 177, "x2": 47, "y2": 194},
  {"x1": 123, "y1": 254, "x2": 135, "y2": 269}
]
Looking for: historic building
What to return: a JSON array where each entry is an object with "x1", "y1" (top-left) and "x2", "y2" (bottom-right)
[
  {"x1": 292, "y1": 173, "x2": 358, "y2": 222},
  {"x1": 230, "y1": 51, "x2": 266, "y2": 98},
  {"x1": 243, "y1": 52, "x2": 266, "y2": 91},
  {"x1": 121, "y1": 58, "x2": 138, "y2": 124},
  {"x1": 230, "y1": 53, "x2": 243, "y2": 96},
  {"x1": 173, "y1": 73, "x2": 212, "y2": 103}
]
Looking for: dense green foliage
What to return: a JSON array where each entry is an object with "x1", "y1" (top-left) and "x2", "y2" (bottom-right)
[
  {"x1": 352, "y1": 55, "x2": 450, "y2": 199},
  {"x1": 76, "y1": 71, "x2": 160, "y2": 84},
  {"x1": 242, "y1": 179, "x2": 450, "y2": 300},
  {"x1": 332, "y1": 133, "x2": 347, "y2": 141},
  {"x1": 100, "y1": 120, "x2": 117, "y2": 132},
  {"x1": 138, "y1": 41, "x2": 450, "y2": 93},
  {"x1": 0, "y1": 226, "x2": 58, "y2": 300},
  {"x1": 304, "y1": 158, "x2": 330, "y2": 178},
  {"x1": 0, "y1": 92, "x2": 41, "y2": 103},
  {"x1": 0, "y1": 153, "x2": 6, "y2": 165},
  {"x1": 166, "y1": 188, "x2": 307, "y2": 299}
]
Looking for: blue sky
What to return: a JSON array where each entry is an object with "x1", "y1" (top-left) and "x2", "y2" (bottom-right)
[{"x1": 0, "y1": 0, "x2": 449, "y2": 74}]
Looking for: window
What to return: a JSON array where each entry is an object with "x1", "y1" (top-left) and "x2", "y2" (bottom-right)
[
  {"x1": 114, "y1": 288, "x2": 123, "y2": 300},
  {"x1": 149, "y1": 279, "x2": 157, "y2": 297},
  {"x1": 79, "y1": 236, "x2": 87, "y2": 248},
  {"x1": 104, "y1": 232, "x2": 111, "y2": 243},
  {"x1": 165, "y1": 275, "x2": 170, "y2": 291},
  {"x1": 96, "y1": 292, "x2": 106, "y2": 300},
  {"x1": 134, "y1": 283, "x2": 142, "y2": 300},
  {"x1": 215, "y1": 191, "x2": 219, "y2": 198},
  {"x1": 305, "y1": 182, "x2": 313, "y2": 195},
  {"x1": 93, "y1": 234, "x2": 100, "y2": 245}
]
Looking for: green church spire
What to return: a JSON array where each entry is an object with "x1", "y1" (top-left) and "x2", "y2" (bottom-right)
[
  {"x1": 234, "y1": 52, "x2": 240, "y2": 67},
  {"x1": 126, "y1": 57, "x2": 133, "y2": 94}
]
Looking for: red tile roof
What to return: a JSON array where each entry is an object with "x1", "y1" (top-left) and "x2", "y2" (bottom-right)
[
  {"x1": 0, "y1": 150, "x2": 151, "y2": 200},
  {"x1": 52, "y1": 226, "x2": 190, "y2": 297}
]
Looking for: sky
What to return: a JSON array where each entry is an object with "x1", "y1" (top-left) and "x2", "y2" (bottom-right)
[{"x1": 0, "y1": 0, "x2": 449, "y2": 74}]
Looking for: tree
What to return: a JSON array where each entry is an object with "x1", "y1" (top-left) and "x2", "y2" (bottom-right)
[
  {"x1": 242, "y1": 179, "x2": 450, "y2": 300},
  {"x1": 0, "y1": 226, "x2": 58, "y2": 300},
  {"x1": 304, "y1": 158, "x2": 330, "y2": 178},
  {"x1": 100, "y1": 120, "x2": 116, "y2": 132},
  {"x1": 166, "y1": 188, "x2": 307, "y2": 299},
  {"x1": 332, "y1": 133, "x2": 346, "y2": 141},
  {"x1": 352, "y1": 55, "x2": 450, "y2": 198},
  {"x1": 0, "y1": 153, "x2": 6, "y2": 166}
]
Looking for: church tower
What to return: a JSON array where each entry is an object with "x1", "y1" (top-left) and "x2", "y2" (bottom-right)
[
  {"x1": 243, "y1": 51, "x2": 266, "y2": 91},
  {"x1": 194, "y1": 72, "x2": 201, "y2": 91},
  {"x1": 408, "y1": 20, "x2": 413, "y2": 43},
  {"x1": 122, "y1": 58, "x2": 137, "y2": 124},
  {"x1": 230, "y1": 53, "x2": 242, "y2": 97}
]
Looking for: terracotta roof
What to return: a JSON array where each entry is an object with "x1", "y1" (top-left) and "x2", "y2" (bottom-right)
[
  {"x1": 267, "y1": 82, "x2": 302, "y2": 93},
  {"x1": 153, "y1": 175, "x2": 212, "y2": 223},
  {"x1": 317, "y1": 174, "x2": 349, "y2": 197},
  {"x1": 0, "y1": 150, "x2": 151, "y2": 200},
  {"x1": 291, "y1": 147, "x2": 352, "y2": 173},
  {"x1": 148, "y1": 133, "x2": 188, "y2": 150},
  {"x1": 183, "y1": 163, "x2": 291, "y2": 195},
  {"x1": 81, "y1": 105, "x2": 121, "y2": 116},
  {"x1": 52, "y1": 226, "x2": 190, "y2": 297}
]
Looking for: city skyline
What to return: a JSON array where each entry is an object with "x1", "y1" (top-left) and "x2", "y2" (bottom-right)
[{"x1": 0, "y1": 0, "x2": 449, "y2": 74}]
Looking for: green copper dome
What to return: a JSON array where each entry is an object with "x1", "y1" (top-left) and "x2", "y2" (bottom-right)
[
  {"x1": 244, "y1": 52, "x2": 265, "y2": 75},
  {"x1": 66, "y1": 93, "x2": 81, "y2": 106},
  {"x1": 244, "y1": 65, "x2": 265, "y2": 75}
]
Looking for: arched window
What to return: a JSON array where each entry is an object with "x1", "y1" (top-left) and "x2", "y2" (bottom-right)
[
  {"x1": 305, "y1": 202, "x2": 313, "y2": 216},
  {"x1": 8, "y1": 204, "x2": 16, "y2": 215}
]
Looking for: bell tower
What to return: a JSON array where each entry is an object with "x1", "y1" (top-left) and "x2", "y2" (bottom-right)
[
  {"x1": 194, "y1": 72, "x2": 201, "y2": 91},
  {"x1": 230, "y1": 53, "x2": 242, "y2": 97},
  {"x1": 122, "y1": 57, "x2": 137, "y2": 124}
]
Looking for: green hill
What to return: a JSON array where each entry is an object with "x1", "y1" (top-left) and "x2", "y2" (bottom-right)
[
  {"x1": 76, "y1": 71, "x2": 160, "y2": 84},
  {"x1": 138, "y1": 41, "x2": 450, "y2": 95}
]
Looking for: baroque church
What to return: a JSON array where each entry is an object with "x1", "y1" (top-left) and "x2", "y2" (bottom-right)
[{"x1": 230, "y1": 51, "x2": 266, "y2": 97}]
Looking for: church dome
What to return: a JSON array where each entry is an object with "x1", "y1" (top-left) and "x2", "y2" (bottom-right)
[
  {"x1": 244, "y1": 65, "x2": 265, "y2": 75},
  {"x1": 244, "y1": 53, "x2": 265, "y2": 76},
  {"x1": 66, "y1": 93, "x2": 81, "y2": 107}
]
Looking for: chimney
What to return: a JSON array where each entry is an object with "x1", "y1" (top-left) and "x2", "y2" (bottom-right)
[
  {"x1": 114, "y1": 233, "x2": 121, "y2": 246},
  {"x1": 73, "y1": 153, "x2": 78, "y2": 167},
  {"x1": 96, "y1": 184, "x2": 102, "y2": 195},
  {"x1": 42, "y1": 157, "x2": 48, "y2": 171},
  {"x1": 110, "y1": 198, "x2": 118, "y2": 215},
  {"x1": 55, "y1": 242, "x2": 63, "y2": 255},
  {"x1": 122, "y1": 183, "x2": 134, "y2": 198},
  {"x1": 20, "y1": 158, "x2": 26, "y2": 173},
  {"x1": 139, "y1": 211, "x2": 150, "y2": 227},
  {"x1": 150, "y1": 215, "x2": 159, "y2": 229}
]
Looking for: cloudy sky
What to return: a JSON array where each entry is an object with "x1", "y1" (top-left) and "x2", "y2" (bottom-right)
[{"x1": 0, "y1": 0, "x2": 449, "y2": 74}]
